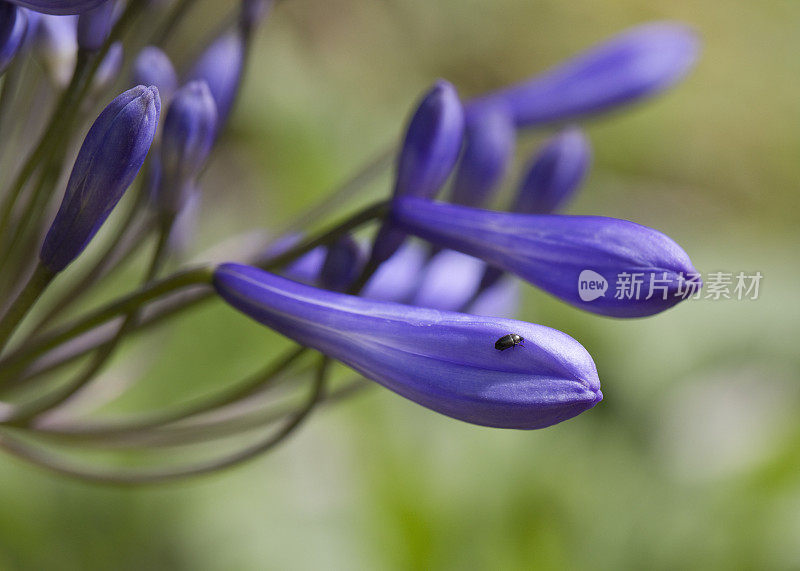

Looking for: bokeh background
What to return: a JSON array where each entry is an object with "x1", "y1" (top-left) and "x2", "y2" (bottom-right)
[{"x1": 2, "y1": 0, "x2": 800, "y2": 569}]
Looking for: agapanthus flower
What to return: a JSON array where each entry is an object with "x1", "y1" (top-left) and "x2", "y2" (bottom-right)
[
  {"x1": 370, "y1": 80, "x2": 464, "y2": 264},
  {"x1": 480, "y1": 127, "x2": 592, "y2": 291},
  {"x1": 132, "y1": 46, "x2": 178, "y2": 102},
  {"x1": 40, "y1": 85, "x2": 161, "y2": 272},
  {"x1": 513, "y1": 127, "x2": 592, "y2": 215},
  {"x1": 391, "y1": 197, "x2": 699, "y2": 318},
  {"x1": 450, "y1": 107, "x2": 516, "y2": 208},
  {"x1": 75, "y1": 0, "x2": 113, "y2": 50},
  {"x1": 319, "y1": 236, "x2": 363, "y2": 292},
  {"x1": 214, "y1": 263, "x2": 602, "y2": 429},
  {"x1": 412, "y1": 249, "x2": 486, "y2": 312},
  {"x1": 466, "y1": 22, "x2": 699, "y2": 127},
  {"x1": 186, "y1": 30, "x2": 245, "y2": 131},
  {"x1": 5, "y1": 0, "x2": 109, "y2": 15},
  {"x1": 157, "y1": 80, "x2": 218, "y2": 215}
]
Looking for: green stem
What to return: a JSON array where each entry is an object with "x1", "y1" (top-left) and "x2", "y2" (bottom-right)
[
  {"x1": 0, "y1": 354, "x2": 328, "y2": 485},
  {"x1": 0, "y1": 264, "x2": 56, "y2": 355},
  {"x1": 0, "y1": 266, "x2": 213, "y2": 384},
  {"x1": 0, "y1": 199, "x2": 391, "y2": 386}
]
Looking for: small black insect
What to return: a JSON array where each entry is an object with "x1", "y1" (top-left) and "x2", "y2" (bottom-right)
[{"x1": 495, "y1": 333, "x2": 525, "y2": 351}]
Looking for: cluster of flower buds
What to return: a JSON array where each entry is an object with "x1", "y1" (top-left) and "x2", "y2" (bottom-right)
[{"x1": 0, "y1": 1, "x2": 701, "y2": 483}]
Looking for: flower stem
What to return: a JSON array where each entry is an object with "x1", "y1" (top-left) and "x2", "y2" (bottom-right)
[{"x1": 0, "y1": 263, "x2": 56, "y2": 355}]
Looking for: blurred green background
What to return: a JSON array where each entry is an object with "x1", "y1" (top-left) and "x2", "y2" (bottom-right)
[{"x1": 2, "y1": 0, "x2": 800, "y2": 569}]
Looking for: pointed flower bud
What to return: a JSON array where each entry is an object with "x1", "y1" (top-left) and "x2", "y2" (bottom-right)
[
  {"x1": 362, "y1": 242, "x2": 426, "y2": 302},
  {"x1": 391, "y1": 197, "x2": 699, "y2": 318},
  {"x1": 412, "y1": 250, "x2": 485, "y2": 312},
  {"x1": 370, "y1": 80, "x2": 465, "y2": 264},
  {"x1": 450, "y1": 107, "x2": 516, "y2": 208},
  {"x1": 132, "y1": 46, "x2": 178, "y2": 102},
  {"x1": 41, "y1": 85, "x2": 161, "y2": 272},
  {"x1": 1, "y1": 3, "x2": 27, "y2": 76},
  {"x1": 157, "y1": 81, "x2": 217, "y2": 215},
  {"x1": 5, "y1": 0, "x2": 109, "y2": 14},
  {"x1": 319, "y1": 235, "x2": 363, "y2": 292},
  {"x1": 76, "y1": 0, "x2": 113, "y2": 50},
  {"x1": 467, "y1": 23, "x2": 700, "y2": 128},
  {"x1": 513, "y1": 127, "x2": 591, "y2": 215},
  {"x1": 214, "y1": 264, "x2": 602, "y2": 429},
  {"x1": 469, "y1": 277, "x2": 520, "y2": 319},
  {"x1": 186, "y1": 31, "x2": 245, "y2": 131}
]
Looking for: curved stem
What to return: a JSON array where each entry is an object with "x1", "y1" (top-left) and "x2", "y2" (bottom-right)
[
  {"x1": 0, "y1": 264, "x2": 56, "y2": 355},
  {"x1": 0, "y1": 354, "x2": 328, "y2": 485}
]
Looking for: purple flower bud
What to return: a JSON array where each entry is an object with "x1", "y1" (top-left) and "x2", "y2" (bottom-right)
[
  {"x1": 469, "y1": 277, "x2": 520, "y2": 319},
  {"x1": 284, "y1": 246, "x2": 326, "y2": 285},
  {"x1": 412, "y1": 250, "x2": 484, "y2": 312},
  {"x1": 362, "y1": 241, "x2": 426, "y2": 302},
  {"x1": 467, "y1": 23, "x2": 700, "y2": 128},
  {"x1": 34, "y1": 14, "x2": 76, "y2": 86},
  {"x1": 157, "y1": 81, "x2": 217, "y2": 215},
  {"x1": 450, "y1": 107, "x2": 516, "y2": 208},
  {"x1": 132, "y1": 46, "x2": 178, "y2": 102},
  {"x1": 370, "y1": 80, "x2": 465, "y2": 265},
  {"x1": 391, "y1": 197, "x2": 699, "y2": 318},
  {"x1": 5, "y1": 0, "x2": 110, "y2": 15},
  {"x1": 41, "y1": 85, "x2": 161, "y2": 272},
  {"x1": 513, "y1": 127, "x2": 591, "y2": 215},
  {"x1": 1, "y1": 3, "x2": 27, "y2": 76},
  {"x1": 394, "y1": 80, "x2": 465, "y2": 199},
  {"x1": 186, "y1": 31, "x2": 245, "y2": 131},
  {"x1": 214, "y1": 263, "x2": 602, "y2": 429},
  {"x1": 76, "y1": 0, "x2": 113, "y2": 50},
  {"x1": 319, "y1": 236, "x2": 363, "y2": 292}
]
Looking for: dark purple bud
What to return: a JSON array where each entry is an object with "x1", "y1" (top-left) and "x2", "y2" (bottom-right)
[
  {"x1": 214, "y1": 263, "x2": 602, "y2": 429},
  {"x1": 284, "y1": 246, "x2": 326, "y2": 285},
  {"x1": 186, "y1": 31, "x2": 245, "y2": 131},
  {"x1": 158, "y1": 81, "x2": 217, "y2": 215},
  {"x1": 394, "y1": 80, "x2": 465, "y2": 199},
  {"x1": 132, "y1": 46, "x2": 178, "y2": 102},
  {"x1": 1, "y1": 3, "x2": 27, "y2": 76},
  {"x1": 450, "y1": 107, "x2": 516, "y2": 208},
  {"x1": 512, "y1": 127, "x2": 591, "y2": 215},
  {"x1": 467, "y1": 23, "x2": 700, "y2": 128},
  {"x1": 34, "y1": 14, "x2": 76, "y2": 86},
  {"x1": 319, "y1": 236, "x2": 363, "y2": 292},
  {"x1": 469, "y1": 277, "x2": 520, "y2": 319},
  {"x1": 5, "y1": 0, "x2": 109, "y2": 14},
  {"x1": 412, "y1": 250, "x2": 484, "y2": 312},
  {"x1": 361, "y1": 241, "x2": 426, "y2": 302},
  {"x1": 41, "y1": 85, "x2": 161, "y2": 272},
  {"x1": 76, "y1": 0, "x2": 113, "y2": 50},
  {"x1": 370, "y1": 81, "x2": 465, "y2": 265},
  {"x1": 391, "y1": 197, "x2": 699, "y2": 318}
]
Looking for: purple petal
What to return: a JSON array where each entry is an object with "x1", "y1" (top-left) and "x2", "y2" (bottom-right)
[
  {"x1": 41, "y1": 85, "x2": 161, "y2": 272},
  {"x1": 512, "y1": 127, "x2": 592, "y2": 215},
  {"x1": 5, "y1": 0, "x2": 110, "y2": 15},
  {"x1": 391, "y1": 197, "x2": 700, "y2": 318},
  {"x1": 214, "y1": 263, "x2": 602, "y2": 429},
  {"x1": 467, "y1": 23, "x2": 700, "y2": 128},
  {"x1": 450, "y1": 107, "x2": 516, "y2": 208}
]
